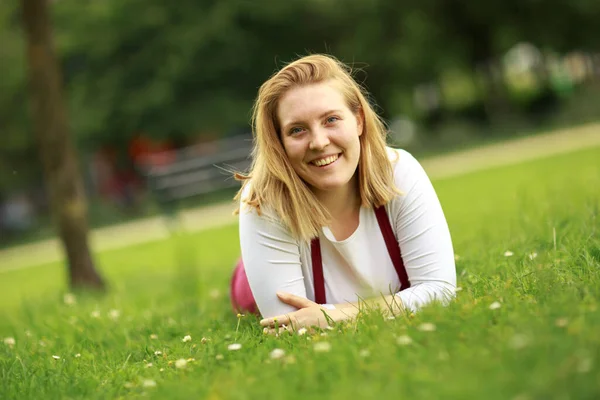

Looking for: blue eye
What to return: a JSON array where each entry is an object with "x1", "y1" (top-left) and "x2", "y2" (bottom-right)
[
  {"x1": 326, "y1": 116, "x2": 339, "y2": 124},
  {"x1": 289, "y1": 127, "x2": 303, "y2": 135}
]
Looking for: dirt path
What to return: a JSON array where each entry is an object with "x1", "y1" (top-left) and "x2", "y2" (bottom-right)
[{"x1": 1, "y1": 122, "x2": 598, "y2": 273}]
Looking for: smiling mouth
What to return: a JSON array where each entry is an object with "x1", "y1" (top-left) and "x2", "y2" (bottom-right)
[{"x1": 310, "y1": 153, "x2": 340, "y2": 167}]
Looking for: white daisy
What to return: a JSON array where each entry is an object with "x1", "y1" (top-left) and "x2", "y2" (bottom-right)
[
  {"x1": 63, "y1": 293, "x2": 76, "y2": 306},
  {"x1": 313, "y1": 342, "x2": 331, "y2": 352},
  {"x1": 142, "y1": 379, "x2": 157, "y2": 388},
  {"x1": 297, "y1": 328, "x2": 307, "y2": 336},
  {"x1": 270, "y1": 348, "x2": 285, "y2": 359},
  {"x1": 418, "y1": 323, "x2": 437, "y2": 332},
  {"x1": 396, "y1": 335, "x2": 413, "y2": 345}
]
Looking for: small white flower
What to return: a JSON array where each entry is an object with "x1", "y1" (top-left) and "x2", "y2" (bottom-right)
[
  {"x1": 320, "y1": 332, "x2": 328, "y2": 336},
  {"x1": 146, "y1": 362, "x2": 153, "y2": 368},
  {"x1": 297, "y1": 328, "x2": 307, "y2": 336},
  {"x1": 325, "y1": 325, "x2": 334, "y2": 331},
  {"x1": 91, "y1": 310, "x2": 101, "y2": 319},
  {"x1": 108, "y1": 309, "x2": 120, "y2": 320},
  {"x1": 154, "y1": 351, "x2": 162, "y2": 356},
  {"x1": 528, "y1": 252, "x2": 538, "y2": 260},
  {"x1": 228, "y1": 343, "x2": 242, "y2": 351},
  {"x1": 142, "y1": 379, "x2": 157, "y2": 388},
  {"x1": 386, "y1": 315, "x2": 396, "y2": 320},
  {"x1": 74, "y1": 353, "x2": 81, "y2": 358},
  {"x1": 396, "y1": 335, "x2": 413, "y2": 345},
  {"x1": 489, "y1": 301, "x2": 502, "y2": 310},
  {"x1": 577, "y1": 357, "x2": 593, "y2": 373},
  {"x1": 509, "y1": 334, "x2": 529, "y2": 350},
  {"x1": 52, "y1": 355, "x2": 60, "y2": 360},
  {"x1": 313, "y1": 341, "x2": 332, "y2": 352},
  {"x1": 359, "y1": 349, "x2": 370, "y2": 357},
  {"x1": 201, "y1": 337, "x2": 209, "y2": 344},
  {"x1": 3, "y1": 337, "x2": 16, "y2": 347},
  {"x1": 555, "y1": 318, "x2": 568, "y2": 328},
  {"x1": 149, "y1": 334, "x2": 158, "y2": 340},
  {"x1": 504, "y1": 251, "x2": 514, "y2": 257},
  {"x1": 175, "y1": 358, "x2": 187, "y2": 369},
  {"x1": 182, "y1": 335, "x2": 192, "y2": 343},
  {"x1": 417, "y1": 323, "x2": 437, "y2": 332},
  {"x1": 270, "y1": 348, "x2": 286, "y2": 359},
  {"x1": 215, "y1": 354, "x2": 224, "y2": 360},
  {"x1": 63, "y1": 293, "x2": 77, "y2": 306}
]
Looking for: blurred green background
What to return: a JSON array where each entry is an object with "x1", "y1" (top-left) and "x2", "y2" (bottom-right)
[{"x1": 1, "y1": 0, "x2": 599, "y2": 248}]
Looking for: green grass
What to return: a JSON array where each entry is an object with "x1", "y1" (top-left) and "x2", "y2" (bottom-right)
[{"x1": 1, "y1": 146, "x2": 599, "y2": 399}]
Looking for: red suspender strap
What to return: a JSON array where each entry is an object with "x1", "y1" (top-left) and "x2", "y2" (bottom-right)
[
  {"x1": 311, "y1": 238, "x2": 326, "y2": 304},
  {"x1": 374, "y1": 206, "x2": 411, "y2": 291},
  {"x1": 311, "y1": 206, "x2": 410, "y2": 304}
]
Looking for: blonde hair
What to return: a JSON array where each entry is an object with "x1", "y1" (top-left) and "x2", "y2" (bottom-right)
[{"x1": 235, "y1": 54, "x2": 399, "y2": 242}]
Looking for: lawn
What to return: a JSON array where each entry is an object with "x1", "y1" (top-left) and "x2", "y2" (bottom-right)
[{"x1": 1, "y1": 146, "x2": 599, "y2": 399}]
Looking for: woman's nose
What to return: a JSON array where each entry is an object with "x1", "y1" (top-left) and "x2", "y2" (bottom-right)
[{"x1": 309, "y1": 128, "x2": 330, "y2": 151}]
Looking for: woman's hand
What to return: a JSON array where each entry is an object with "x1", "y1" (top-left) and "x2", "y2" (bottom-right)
[{"x1": 260, "y1": 292, "x2": 356, "y2": 335}]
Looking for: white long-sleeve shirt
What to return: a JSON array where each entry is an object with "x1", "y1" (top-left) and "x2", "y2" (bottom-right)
[{"x1": 239, "y1": 147, "x2": 457, "y2": 318}]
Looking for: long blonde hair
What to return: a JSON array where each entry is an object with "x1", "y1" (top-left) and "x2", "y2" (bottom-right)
[{"x1": 235, "y1": 54, "x2": 399, "y2": 242}]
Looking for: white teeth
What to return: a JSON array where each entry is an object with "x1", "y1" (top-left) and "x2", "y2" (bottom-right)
[{"x1": 312, "y1": 154, "x2": 339, "y2": 167}]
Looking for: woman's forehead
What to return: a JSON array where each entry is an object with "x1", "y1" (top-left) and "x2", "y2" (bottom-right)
[{"x1": 277, "y1": 82, "x2": 347, "y2": 125}]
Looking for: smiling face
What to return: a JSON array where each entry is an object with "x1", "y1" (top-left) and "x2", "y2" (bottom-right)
[{"x1": 277, "y1": 81, "x2": 364, "y2": 197}]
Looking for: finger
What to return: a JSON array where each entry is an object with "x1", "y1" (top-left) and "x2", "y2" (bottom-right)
[
  {"x1": 260, "y1": 314, "x2": 291, "y2": 327},
  {"x1": 277, "y1": 292, "x2": 315, "y2": 308}
]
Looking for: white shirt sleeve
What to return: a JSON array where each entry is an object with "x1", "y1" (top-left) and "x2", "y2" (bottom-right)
[
  {"x1": 390, "y1": 149, "x2": 457, "y2": 312},
  {"x1": 238, "y1": 185, "x2": 307, "y2": 318}
]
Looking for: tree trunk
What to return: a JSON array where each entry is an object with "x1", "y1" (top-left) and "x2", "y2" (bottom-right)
[{"x1": 21, "y1": 0, "x2": 105, "y2": 290}]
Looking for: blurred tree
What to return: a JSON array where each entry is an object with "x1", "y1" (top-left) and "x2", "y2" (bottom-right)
[
  {"x1": 1, "y1": 0, "x2": 599, "y2": 176},
  {"x1": 21, "y1": 0, "x2": 105, "y2": 289}
]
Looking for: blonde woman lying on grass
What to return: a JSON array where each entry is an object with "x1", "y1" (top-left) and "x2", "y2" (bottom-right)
[{"x1": 230, "y1": 54, "x2": 456, "y2": 334}]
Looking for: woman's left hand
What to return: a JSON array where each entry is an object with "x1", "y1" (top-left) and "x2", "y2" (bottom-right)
[{"x1": 260, "y1": 292, "x2": 351, "y2": 335}]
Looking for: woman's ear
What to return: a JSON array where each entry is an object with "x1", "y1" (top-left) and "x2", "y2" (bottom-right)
[{"x1": 356, "y1": 108, "x2": 365, "y2": 136}]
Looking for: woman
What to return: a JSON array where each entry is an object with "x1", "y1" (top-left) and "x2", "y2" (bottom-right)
[{"x1": 231, "y1": 54, "x2": 456, "y2": 333}]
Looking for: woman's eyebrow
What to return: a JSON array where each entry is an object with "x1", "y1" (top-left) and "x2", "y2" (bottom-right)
[{"x1": 283, "y1": 109, "x2": 343, "y2": 130}]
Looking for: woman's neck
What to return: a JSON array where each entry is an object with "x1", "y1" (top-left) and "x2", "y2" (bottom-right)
[{"x1": 314, "y1": 176, "x2": 361, "y2": 220}]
